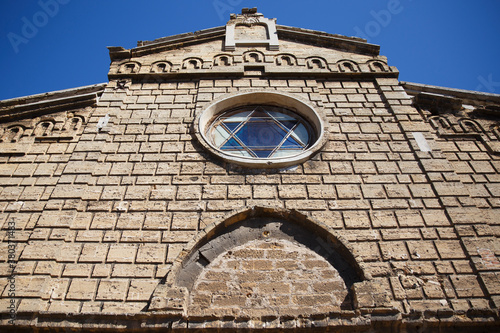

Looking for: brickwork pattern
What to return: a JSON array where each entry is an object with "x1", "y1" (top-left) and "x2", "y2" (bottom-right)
[
  {"x1": 0, "y1": 76, "x2": 498, "y2": 319},
  {"x1": 0, "y1": 27, "x2": 499, "y2": 329},
  {"x1": 189, "y1": 238, "x2": 350, "y2": 318}
]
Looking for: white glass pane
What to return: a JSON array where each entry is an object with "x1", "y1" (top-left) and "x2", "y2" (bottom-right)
[
  {"x1": 268, "y1": 111, "x2": 294, "y2": 121},
  {"x1": 227, "y1": 150, "x2": 252, "y2": 157},
  {"x1": 213, "y1": 125, "x2": 230, "y2": 147},
  {"x1": 223, "y1": 111, "x2": 252, "y2": 122},
  {"x1": 272, "y1": 149, "x2": 303, "y2": 158}
]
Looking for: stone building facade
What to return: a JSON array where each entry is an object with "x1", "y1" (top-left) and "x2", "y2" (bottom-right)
[{"x1": 1, "y1": 8, "x2": 500, "y2": 332}]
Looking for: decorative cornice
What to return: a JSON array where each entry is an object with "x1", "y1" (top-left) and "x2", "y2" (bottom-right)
[
  {"x1": 107, "y1": 65, "x2": 399, "y2": 81},
  {"x1": 402, "y1": 81, "x2": 500, "y2": 106},
  {"x1": 0, "y1": 83, "x2": 106, "y2": 122}
]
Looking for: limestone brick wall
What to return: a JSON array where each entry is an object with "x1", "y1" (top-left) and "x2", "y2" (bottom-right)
[
  {"x1": 0, "y1": 74, "x2": 498, "y2": 326},
  {"x1": 189, "y1": 238, "x2": 350, "y2": 318},
  {"x1": 0, "y1": 24, "x2": 499, "y2": 328}
]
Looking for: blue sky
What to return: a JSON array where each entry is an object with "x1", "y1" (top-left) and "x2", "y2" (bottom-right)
[{"x1": 1, "y1": 0, "x2": 499, "y2": 100}]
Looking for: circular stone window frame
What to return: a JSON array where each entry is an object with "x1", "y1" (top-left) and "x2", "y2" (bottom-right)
[{"x1": 194, "y1": 91, "x2": 327, "y2": 168}]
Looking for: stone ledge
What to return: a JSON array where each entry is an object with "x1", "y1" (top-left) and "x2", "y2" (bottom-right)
[
  {"x1": 2, "y1": 311, "x2": 499, "y2": 332},
  {"x1": 0, "y1": 89, "x2": 103, "y2": 122},
  {"x1": 107, "y1": 68, "x2": 399, "y2": 82}
]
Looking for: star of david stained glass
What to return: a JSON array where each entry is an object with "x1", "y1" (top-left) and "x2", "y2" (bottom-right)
[{"x1": 206, "y1": 106, "x2": 314, "y2": 159}]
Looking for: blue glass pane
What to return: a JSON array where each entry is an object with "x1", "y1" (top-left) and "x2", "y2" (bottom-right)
[
  {"x1": 236, "y1": 121, "x2": 287, "y2": 149},
  {"x1": 268, "y1": 111, "x2": 295, "y2": 121},
  {"x1": 226, "y1": 150, "x2": 252, "y2": 157},
  {"x1": 223, "y1": 121, "x2": 241, "y2": 133},
  {"x1": 227, "y1": 111, "x2": 252, "y2": 121},
  {"x1": 250, "y1": 110, "x2": 269, "y2": 118},
  {"x1": 273, "y1": 149, "x2": 303, "y2": 157},
  {"x1": 279, "y1": 120, "x2": 298, "y2": 130},
  {"x1": 209, "y1": 107, "x2": 313, "y2": 159},
  {"x1": 254, "y1": 150, "x2": 273, "y2": 158},
  {"x1": 221, "y1": 137, "x2": 242, "y2": 149},
  {"x1": 281, "y1": 136, "x2": 303, "y2": 148}
]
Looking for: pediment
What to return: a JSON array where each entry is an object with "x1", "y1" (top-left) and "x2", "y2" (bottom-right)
[
  {"x1": 107, "y1": 40, "x2": 395, "y2": 80},
  {"x1": 107, "y1": 9, "x2": 394, "y2": 80}
]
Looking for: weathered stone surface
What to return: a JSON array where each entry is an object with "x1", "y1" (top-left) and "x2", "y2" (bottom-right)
[
  {"x1": 188, "y1": 238, "x2": 350, "y2": 317},
  {"x1": 1, "y1": 7, "x2": 499, "y2": 332}
]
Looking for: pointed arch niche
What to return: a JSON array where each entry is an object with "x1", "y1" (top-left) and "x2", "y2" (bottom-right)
[{"x1": 149, "y1": 207, "x2": 366, "y2": 317}]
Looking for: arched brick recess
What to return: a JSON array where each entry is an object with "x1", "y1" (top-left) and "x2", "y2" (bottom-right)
[
  {"x1": 189, "y1": 238, "x2": 352, "y2": 317},
  {"x1": 148, "y1": 207, "x2": 367, "y2": 315},
  {"x1": 172, "y1": 207, "x2": 364, "y2": 286}
]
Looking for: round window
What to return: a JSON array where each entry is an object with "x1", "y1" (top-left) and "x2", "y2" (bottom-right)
[
  {"x1": 196, "y1": 91, "x2": 326, "y2": 168},
  {"x1": 206, "y1": 105, "x2": 314, "y2": 159}
]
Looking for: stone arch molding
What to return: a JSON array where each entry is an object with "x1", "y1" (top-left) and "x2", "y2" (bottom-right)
[
  {"x1": 117, "y1": 61, "x2": 141, "y2": 74},
  {"x1": 275, "y1": 53, "x2": 297, "y2": 66},
  {"x1": 0, "y1": 113, "x2": 86, "y2": 143},
  {"x1": 306, "y1": 56, "x2": 328, "y2": 70},
  {"x1": 150, "y1": 61, "x2": 172, "y2": 73},
  {"x1": 0, "y1": 125, "x2": 24, "y2": 143},
  {"x1": 33, "y1": 119, "x2": 55, "y2": 137},
  {"x1": 182, "y1": 57, "x2": 203, "y2": 70},
  {"x1": 213, "y1": 54, "x2": 233, "y2": 67},
  {"x1": 148, "y1": 206, "x2": 370, "y2": 317},
  {"x1": 243, "y1": 50, "x2": 265, "y2": 63},
  {"x1": 367, "y1": 59, "x2": 389, "y2": 72},
  {"x1": 337, "y1": 59, "x2": 360, "y2": 73}
]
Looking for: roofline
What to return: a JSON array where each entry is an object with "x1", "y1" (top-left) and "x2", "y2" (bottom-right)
[
  {"x1": 108, "y1": 26, "x2": 227, "y2": 60},
  {"x1": 137, "y1": 26, "x2": 226, "y2": 48},
  {"x1": 276, "y1": 24, "x2": 379, "y2": 56},
  {"x1": 0, "y1": 83, "x2": 107, "y2": 106},
  {"x1": 401, "y1": 81, "x2": 500, "y2": 105},
  {"x1": 108, "y1": 24, "x2": 380, "y2": 60}
]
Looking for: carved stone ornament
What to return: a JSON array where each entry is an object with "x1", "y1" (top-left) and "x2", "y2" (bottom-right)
[{"x1": 225, "y1": 8, "x2": 279, "y2": 51}]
